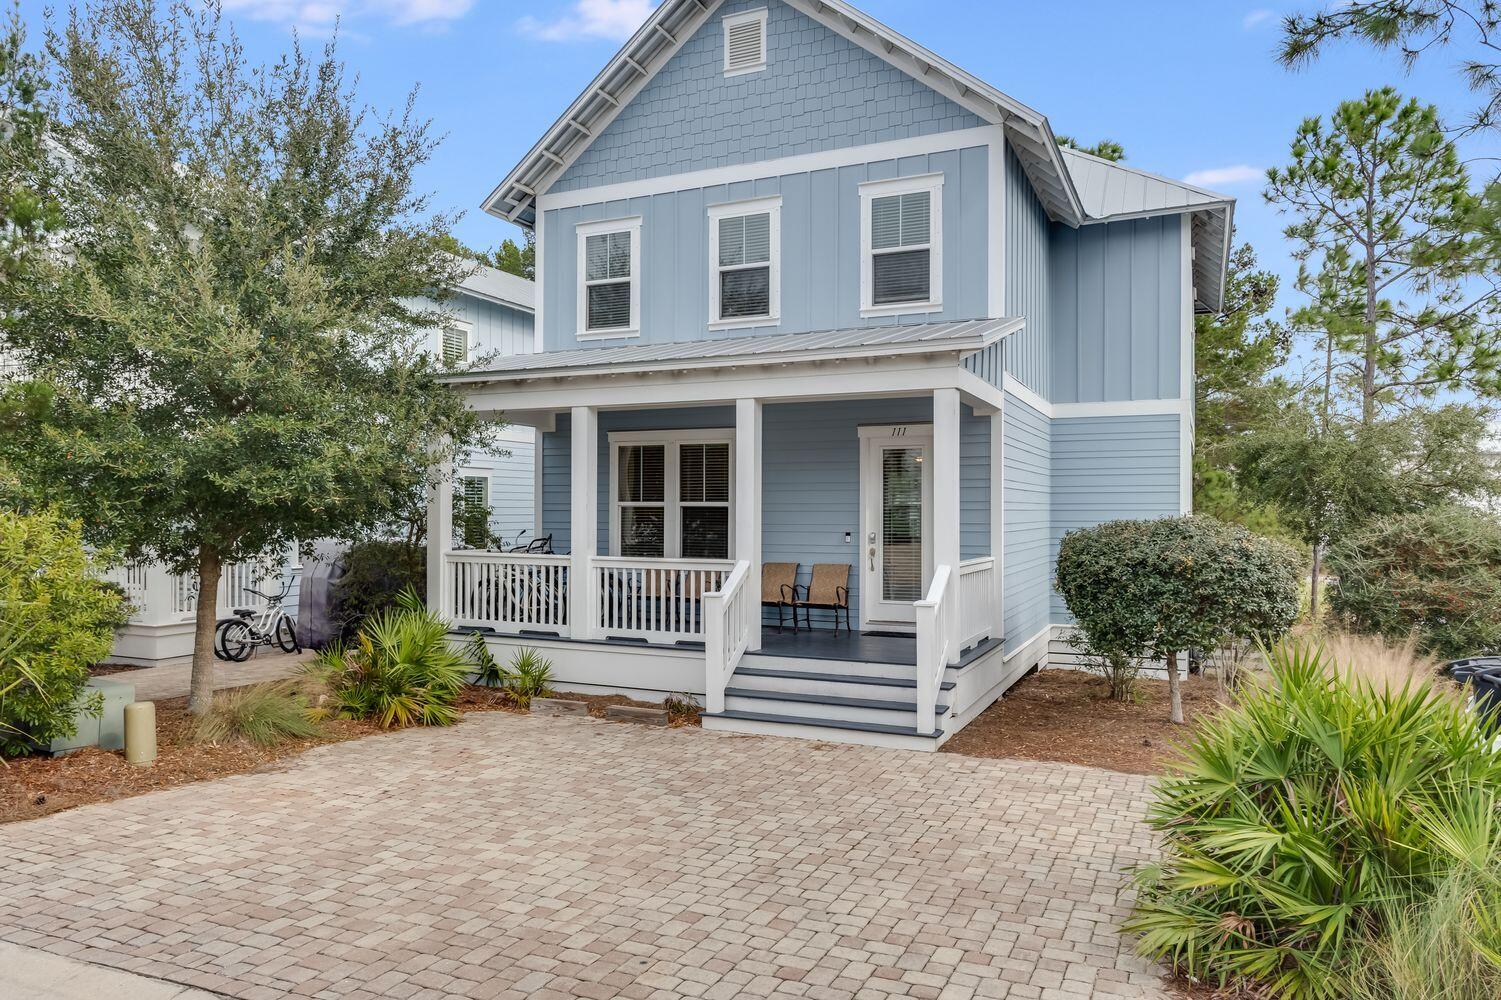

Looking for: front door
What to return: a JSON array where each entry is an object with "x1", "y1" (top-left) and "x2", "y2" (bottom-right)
[{"x1": 859, "y1": 425, "x2": 933, "y2": 628}]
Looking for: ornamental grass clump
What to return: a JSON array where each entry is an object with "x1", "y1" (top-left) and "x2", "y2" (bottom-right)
[
  {"x1": 190, "y1": 681, "x2": 322, "y2": 747},
  {"x1": 1127, "y1": 642, "x2": 1501, "y2": 999},
  {"x1": 309, "y1": 592, "x2": 469, "y2": 729}
]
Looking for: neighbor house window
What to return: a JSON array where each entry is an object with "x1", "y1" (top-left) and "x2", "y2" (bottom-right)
[
  {"x1": 576, "y1": 217, "x2": 641, "y2": 338},
  {"x1": 611, "y1": 431, "x2": 735, "y2": 560},
  {"x1": 723, "y1": 8, "x2": 768, "y2": 76},
  {"x1": 708, "y1": 196, "x2": 780, "y2": 329},
  {"x1": 457, "y1": 475, "x2": 490, "y2": 548},
  {"x1": 860, "y1": 174, "x2": 943, "y2": 316},
  {"x1": 441, "y1": 321, "x2": 470, "y2": 365}
]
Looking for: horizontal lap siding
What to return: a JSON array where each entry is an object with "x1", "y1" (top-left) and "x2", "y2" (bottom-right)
[
  {"x1": 552, "y1": 0, "x2": 984, "y2": 193},
  {"x1": 1003, "y1": 393, "x2": 1050, "y2": 656},
  {"x1": 1049, "y1": 414, "x2": 1183, "y2": 620},
  {"x1": 458, "y1": 438, "x2": 537, "y2": 547},
  {"x1": 543, "y1": 145, "x2": 990, "y2": 351}
]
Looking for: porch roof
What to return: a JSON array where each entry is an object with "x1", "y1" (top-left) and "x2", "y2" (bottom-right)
[{"x1": 445, "y1": 317, "x2": 1024, "y2": 385}]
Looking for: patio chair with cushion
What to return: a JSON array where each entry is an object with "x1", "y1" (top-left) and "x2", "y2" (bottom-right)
[
  {"x1": 761, "y1": 562, "x2": 799, "y2": 633},
  {"x1": 791, "y1": 564, "x2": 851, "y2": 635}
]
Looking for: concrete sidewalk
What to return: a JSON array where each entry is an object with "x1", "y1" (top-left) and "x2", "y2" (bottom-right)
[
  {"x1": 1, "y1": 941, "x2": 220, "y2": 1000},
  {"x1": 103, "y1": 650, "x2": 315, "y2": 702}
]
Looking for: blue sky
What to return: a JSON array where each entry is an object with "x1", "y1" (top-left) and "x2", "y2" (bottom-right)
[{"x1": 21, "y1": 0, "x2": 1499, "y2": 324}]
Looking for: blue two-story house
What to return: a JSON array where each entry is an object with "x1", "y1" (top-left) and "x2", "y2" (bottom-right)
[{"x1": 429, "y1": 0, "x2": 1233, "y2": 750}]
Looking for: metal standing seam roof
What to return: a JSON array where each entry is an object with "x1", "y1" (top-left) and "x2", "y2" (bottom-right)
[{"x1": 446, "y1": 317, "x2": 1023, "y2": 383}]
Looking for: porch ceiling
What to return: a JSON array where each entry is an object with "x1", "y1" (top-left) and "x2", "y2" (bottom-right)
[{"x1": 444, "y1": 317, "x2": 1023, "y2": 386}]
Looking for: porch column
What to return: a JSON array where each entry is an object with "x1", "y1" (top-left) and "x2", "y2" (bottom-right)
[
  {"x1": 569, "y1": 406, "x2": 599, "y2": 640},
  {"x1": 933, "y1": 388, "x2": 963, "y2": 664},
  {"x1": 990, "y1": 409, "x2": 1006, "y2": 641},
  {"x1": 425, "y1": 442, "x2": 453, "y2": 618},
  {"x1": 736, "y1": 398, "x2": 763, "y2": 652}
]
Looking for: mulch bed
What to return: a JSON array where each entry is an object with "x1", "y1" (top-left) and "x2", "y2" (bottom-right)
[
  {"x1": 89, "y1": 663, "x2": 152, "y2": 677},
  {"x1": 940, "y1": 668, "x2": 1223, "y2": 775},
  {"x1": 2, "y1": 684, "x2": 700, "y2": 825}
]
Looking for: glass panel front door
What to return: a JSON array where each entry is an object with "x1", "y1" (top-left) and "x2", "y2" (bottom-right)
[
  {"x1": 860, "y1": 429, "x2": 933, "y2": 628},
  {"x1": 881, "y1": 448, "x2": 925, "y2": 602}
]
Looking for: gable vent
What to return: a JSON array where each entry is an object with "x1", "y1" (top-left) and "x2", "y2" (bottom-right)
[{"x1": 723, "y1": 9, "x2": 767, "y2": 76}]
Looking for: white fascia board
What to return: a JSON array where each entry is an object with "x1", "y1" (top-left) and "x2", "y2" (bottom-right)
[
  {"x1": 537, "y1": 126, "x2": 1004, "y2": 213},
  {"x1": 1000, "y1": 371, "x2": 1190, "y2": 420},
  {"x1": 1079, "y1": 200, "x2": 1234, "y2": 228}
]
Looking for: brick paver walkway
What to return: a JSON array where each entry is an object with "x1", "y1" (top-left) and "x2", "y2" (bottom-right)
[
  {"x1": 0, "y1": 714, "x2": 1168, "y2": 1000},
  {"x1": 106, "y1": 650, "x2": 315, "y2": 702}
]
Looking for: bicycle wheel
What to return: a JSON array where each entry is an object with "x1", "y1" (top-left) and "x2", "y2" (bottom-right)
[
  {"x1": 275, "y1": 616, "x2": 300, "y2": 653},
  {"x1": 219, "y1": 620, "x2": 255, "y2": 662},
  {"x1": 213, "y1": 618, "x2": 242, "y2": 661}
]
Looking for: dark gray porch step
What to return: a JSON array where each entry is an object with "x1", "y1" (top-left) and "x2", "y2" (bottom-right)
[
  {"x1": 733, "y1": 666, "x2": 956, "y2": 691},
  {"x1": 702, "y1": 709, "x2": 943, "y2": 740},
  {"x1": 724, "y1": 687, "x2": 950, "y2": 714}
]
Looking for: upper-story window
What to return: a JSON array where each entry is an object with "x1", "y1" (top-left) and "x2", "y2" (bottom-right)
[
  {"x1": 577, "y1": 217, "x2": 641, "y2": 338},
  {"x1": 860, "y1": 174, "x2": 944, "y2": 317},
  {"x1": 708, "y1": 196, "x2": 781, "y2": 330},
  {"x1": 723, "y1": 8, "x2": 768, "y2": 77},
  {"x1": 441, "y1": 319, "x2": 471, "y2": 365}
]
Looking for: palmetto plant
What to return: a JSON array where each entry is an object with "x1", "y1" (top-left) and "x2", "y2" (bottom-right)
[
  {"x1": 505, "y1": 647, "x2": 553, "y2": 709},
  {"x1": 1127, "y1": 642, "x2": 1501, "y2": 999},
  {"x1": 310, "y1": 592, "x2": 469, "y2": 729}
]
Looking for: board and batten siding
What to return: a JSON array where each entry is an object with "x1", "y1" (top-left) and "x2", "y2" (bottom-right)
[
  {"x1": 540, "y1": 397, "x2": 994, "y2": 630},
  {"x1": 551, "y1": 0, "x2": 984, "y2": 194},
  {"x1": 1002, "y1": 391, "x2": 1050, "y2": 657},
  {"x1": 1049, "y1": 413, "x2": 1183, "y2": 620},
  {"x1": 542, "y1": 146, "x2": 990, "y2": 352},
  {"x1": 996, "y1": 143, "x2": 1051, "y2": 394},
  {"x1": 1049, "y1": 215, "x2": 1183, "y2": 404}
]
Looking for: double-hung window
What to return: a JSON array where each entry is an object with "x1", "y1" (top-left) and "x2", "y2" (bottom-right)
[
  {"x1": 456, "y1": 475, "x2": 490, "y2": 548},
  {"x1": 577, "y1": 217, "x2": 641, "y2": 338},
  {"x1": 611, "y1": 431, "x2": 734, "y2": 560},
  {"x1": 708, "y1": 196, "x2": 780, "y2": 329},
  {"x1": 860, "y1": 174, "x2": 943, "y2": 316}
]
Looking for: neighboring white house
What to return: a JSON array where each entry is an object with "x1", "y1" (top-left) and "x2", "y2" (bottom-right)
[{"x1": 107, "y1": 262, "x2": 538, "y2": 666}]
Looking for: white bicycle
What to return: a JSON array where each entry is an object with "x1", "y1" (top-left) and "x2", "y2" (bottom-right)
[{"x1": 215, "y1": 582, "x2": 300, "y2": 661}]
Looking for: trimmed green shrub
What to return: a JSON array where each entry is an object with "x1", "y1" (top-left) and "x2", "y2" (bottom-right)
[
  {"x1": 1127, "y1": 642, "x2": 1501, "y2": 999},
  {"x1": 311, "y1": 591, "x2": 469, "y2": 728},
  {"x1": 1328, "y1": 506, "x2": 1501, "y2": 659},
  {"x1": 0, "y1": 510, "x2": 127, "y2": 756},
  {"x1": 330, "y1": 539, "x2": 426, "y2": 641},
  {"x1": 1055, "y1": 516, "x2": 1301, "y2": 722},
  {"x1": 190, "y1": 681, "x2": 322, "y2": 747}
]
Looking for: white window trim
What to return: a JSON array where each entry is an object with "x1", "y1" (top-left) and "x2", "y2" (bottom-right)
[
  {"x1": 722, "y1": 7, "x2": 768, "y2": 77},
  {"x1": 859, "y1": 173, "x2": 944, "y2": 318},
  {"x1": 707, "y1": 195, "x2": 781, "y2": 332},
  {"x1": 457, "y1": 473, "x2": 491, "y2": 547},
  {"x1": 608, "y1": 429, "x2": 736, "y2": 560},
  {"x1": 576, "y1": 216, "x2": 642, "y2": 341},
  {"x1": 440, "y1": 316, "x2": 473, "y2": 366}
]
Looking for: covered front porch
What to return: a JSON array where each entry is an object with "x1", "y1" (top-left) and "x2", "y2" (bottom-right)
[{"x1": 430, "y1": 322, "x2": 1020, "y2": 747}]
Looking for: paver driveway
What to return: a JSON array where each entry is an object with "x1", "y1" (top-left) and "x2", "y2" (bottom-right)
[{"x1": 0, "y1": 713, "x2": 1169, "y2": 1000}]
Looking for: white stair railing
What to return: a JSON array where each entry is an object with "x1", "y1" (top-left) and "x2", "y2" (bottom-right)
[
  {"x1": 704, "y1": 560, "x2": 752, "y2": 714},
  {"x1": 958, "y1": 556, "x2": 996, "y2": 650},
  {"x1": 914, "y1": 564, "x2": 955, "y2": 737},
  {"x1": 445, "y1": 551, "x2": 570, "y2": 633},
  {"x1": 593, "y1": 557, "x2": 735, "y2": 644}
]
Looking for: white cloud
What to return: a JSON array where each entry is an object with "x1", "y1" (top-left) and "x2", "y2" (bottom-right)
[
  {"x1": 517, "y1": 0, "x2": 657, "y2": 43},
  {"x1": 223, "y1": 0, "x2": 472, "y2": 33},
  {"x1": 1183, "y1": 164, "x2": 1265, "y2": 188},
  {"x1": 1242, "y1": 8, "x2": 1276, "y2": 29}
]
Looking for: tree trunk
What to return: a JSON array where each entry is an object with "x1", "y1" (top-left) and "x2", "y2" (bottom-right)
[
  {"x1": 1166, "y1": 650, "x2": 1184, "y2": 725},
  {"x1": 188, "y1": 544, "x2": 222, "y2": 716},
  {"x1": 1309, "y1": 542, "x2": 1322, "y2": 621}
]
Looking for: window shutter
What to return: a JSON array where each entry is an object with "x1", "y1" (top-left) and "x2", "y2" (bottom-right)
[
  {"x1": 460, "y1": 477, "x2": 489, "y2": 547},
  {"x1": 724, "y1": 15, "x2": 766, "y2": 74},
  {"x1": 442, "y1": 326, "x2": 467, "y2": 365}
]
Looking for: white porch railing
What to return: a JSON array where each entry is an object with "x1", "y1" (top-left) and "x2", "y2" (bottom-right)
[
  {"x1": 704, "y1": 560, "x2": 753, "y2": 714},
  {"x1": 445, "y1": 551, "x2": 570, "y2": 632},
  {"x1": 958, "y1": 556, "x2": 996, "y2": 650},
  {"x1": 593, "y1": 557, "x2": 736, "y2": 644},
  {"x1": 914, "y1": 564, "x2": 957, "y2": 737},
  {"x1": 104, "y1": 554, "x2": 297, "y2": 626}
]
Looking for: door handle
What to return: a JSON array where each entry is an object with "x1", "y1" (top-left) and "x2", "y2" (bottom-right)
[{"x1": 868, "y1": 547, "x2": 876, "y2": 571}]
